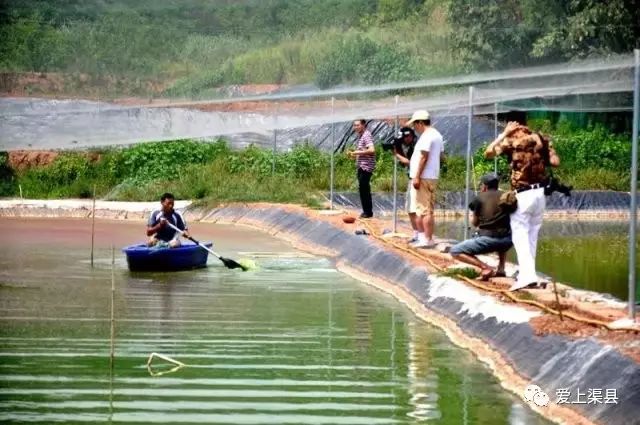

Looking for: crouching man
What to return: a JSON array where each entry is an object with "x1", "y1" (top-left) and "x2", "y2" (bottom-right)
[{"x1": 450, "y1": 174, "x2": 512, "y2": 280}]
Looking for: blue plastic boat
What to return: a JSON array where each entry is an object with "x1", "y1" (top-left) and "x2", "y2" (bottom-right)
[{"x1": 122, "y1": 242, "x2": 212, "y2": 272}]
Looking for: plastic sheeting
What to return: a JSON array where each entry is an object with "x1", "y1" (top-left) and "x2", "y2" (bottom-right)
[
  {"x1": 0, "y1": 97, "x2": 498, "y2": 154},
  {"x1": 330, "y1": 191, "x2": 640, "y2": 213},
  {"x1": 202, "y1": 204, "x2": 640, "y2": 425}
]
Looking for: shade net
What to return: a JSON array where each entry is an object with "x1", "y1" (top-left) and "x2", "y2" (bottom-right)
[{"x1": 0, "y1": 54, "x2": 635, "y2": 151}]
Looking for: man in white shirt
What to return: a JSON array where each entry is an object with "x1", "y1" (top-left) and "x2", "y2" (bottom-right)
[{"x1": 406, "y1": 110, "x2": 444, "y2": 248}]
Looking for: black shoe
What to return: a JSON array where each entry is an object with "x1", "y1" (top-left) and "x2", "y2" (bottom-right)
[{"x1": 359, "y1": 213, "x2": 373, "y2": 219}]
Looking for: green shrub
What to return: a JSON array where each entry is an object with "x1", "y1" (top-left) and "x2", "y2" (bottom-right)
[
  {"x1": 315, "y1": 33, "x2": 414, "y2": 88},
  {"x1": 528, "y1": 119, "x2": 631, "y2": 173},
  {"x1": 18, "y1": 153, "x2": 91, "y2": 198},
  {"x1": 552, "y1": 126, "x2": 631, "y2": 172},
  {"x1": 163, "y1": 70, "x2": 224, "y2": 98},
  {"x1": 0, "y1": 152, "x2": 17, "y2": 196},
  {"x1": 120, "y1": 139, "x2": 230, "y2": 183},
  {"x1": 470, "y1": 145, "x2": 510, "y2": 188},
  {"x1": 438, "y1": 155, "x2": 467, "y2": 191},
  {"x1": 554, "y1": 168, "x2": 630, "y2": 192}
]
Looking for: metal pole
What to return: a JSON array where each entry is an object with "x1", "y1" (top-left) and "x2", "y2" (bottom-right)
[
  {"x1": 272, "y1": 103, "x2": 278, "y2": 176},
  {"x1": 91, "y1": 184, "x2": 96, "y2": 268},
  {"x1": 327, "y1": 278, "x2": 333, "y2": 379},
  {"x1": 464, "y1": 86, "x2": 474, "y2": 240},
  {"x1": 494, "y1": 103, "x2": 498, "y2": 175},
  {"x1": 330, "y1": 97, "x2": 335, "y2": 210},
  {"x1": 629, "y1": 49, "x2": 639, "y2": 320},
  {"x1": 393, "y1": 95, "x2": 399, "y2": 233},
  {"x1": 110, "y1": 246, "x2": 116, "y2": 369}
]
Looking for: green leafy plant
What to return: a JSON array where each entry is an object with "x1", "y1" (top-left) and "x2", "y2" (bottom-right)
[{"x1": 440, "y1": 267, "x2": 480, "y2": 279}]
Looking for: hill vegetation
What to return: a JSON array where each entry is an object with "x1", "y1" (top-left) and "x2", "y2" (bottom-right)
[{"x1": 1, "y1": 0, "x2": 637, "y2": 97}]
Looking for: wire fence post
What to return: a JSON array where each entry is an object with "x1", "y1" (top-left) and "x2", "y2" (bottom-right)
[
  {"x1": 494, "y1": 103, "x2": 499, "y2": 175},
  {"x1": 464, "y1": 86, "x2": 474, "y2": 240},
  {"x1": 393, "y1": 95, "x2": 399, "y2": 233},
  {"x1": 629, "y1": 49, "x2": 639, "y2": 320},
  {"x1": 91, "y1": 184, "x2": 96, "y2": 268},
  {"x1": 110, "y1": 246, "x2": 116, "y2": 370},
  {"x1": 330, "y1": 97, "x2": 335, "y2": 210},
  {"x1": 272, "y1": 102, "x2": 278, "y2": 176}
]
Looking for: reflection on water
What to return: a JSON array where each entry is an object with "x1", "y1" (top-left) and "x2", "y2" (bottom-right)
[
  {"x1": 437, "y1": 220, "x2": 638, "y2": 300},
  {"x1": 0, "y1": 219, "x2": 550, "y2": 424}
]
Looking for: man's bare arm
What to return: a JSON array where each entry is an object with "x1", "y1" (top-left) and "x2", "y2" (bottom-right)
[
  {"x1": 412, "y1": 151, "x2": 429, "y2": 189},
  {"x1": 485, "y1": 121, "x2": 519, "y2": 159}
]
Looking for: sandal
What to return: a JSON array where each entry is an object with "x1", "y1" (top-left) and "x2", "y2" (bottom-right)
[{"x1": 480, "y1": 268, "x2": 496, "y2": 281}]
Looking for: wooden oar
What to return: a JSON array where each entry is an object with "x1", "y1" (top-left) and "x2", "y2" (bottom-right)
[{"x1": 165, "y1": 222, "x2": 248, "y2": 271}]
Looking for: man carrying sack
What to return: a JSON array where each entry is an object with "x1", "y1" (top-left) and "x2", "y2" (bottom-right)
[{"x1": 484, "y1": 122, "x2": 560, "y2": 291}]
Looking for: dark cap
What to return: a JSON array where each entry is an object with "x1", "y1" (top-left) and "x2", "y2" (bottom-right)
[
  {"x1": 400, "y1": 127, "x2": 414, "y2": 137},
  {"x1": 480, "y1": 173, "x2": 499, "y2": 188},
  {"x1": 395, "y1": 127, "x2": 415, "y2": 140}
]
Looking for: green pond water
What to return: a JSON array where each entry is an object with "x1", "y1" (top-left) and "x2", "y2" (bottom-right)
[
  {"x1": 436, "y1": 220, "x2": 639, "y2": 301},
  {"x1": 0, "y1": 218, "x2": 551, "y2": 424}
]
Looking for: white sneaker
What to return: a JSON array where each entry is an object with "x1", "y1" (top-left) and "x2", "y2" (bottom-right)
[
  {"x1": 410, "y1": 240, "x2": 428, "y2": 248},
  {"x1": 425, "y1": 239, "x2": 437, "y2": 248},
  {"x1": 509, "y1": 281, "x2": 537, "y2": 291}
]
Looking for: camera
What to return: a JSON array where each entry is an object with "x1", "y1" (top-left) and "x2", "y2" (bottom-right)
[
  {"x1": 544, "y1": 177, "x2": 572, "y2": 197},
  {"x1": 383, "y1": 127, "x2": 414, "y2": 151},
  {"x1": 381, "y1": 138, "x2": 398, "y2": 151}
]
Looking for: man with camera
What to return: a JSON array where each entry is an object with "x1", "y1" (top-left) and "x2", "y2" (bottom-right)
[
  {"x1": 384, "y1": 126, "x2": 420, "y2": 241},
  {"x1": 485, "y1": 122, "x2": 561, "y2": 291}
]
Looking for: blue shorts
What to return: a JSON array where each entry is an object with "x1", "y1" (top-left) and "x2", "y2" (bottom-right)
[{"x1": 450, "y1": 235, "x2": 512, "y2": 256}]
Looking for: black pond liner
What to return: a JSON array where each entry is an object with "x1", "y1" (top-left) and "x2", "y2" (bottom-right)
[
  {"x1": 203, "y1": 204, "x2": 640, "y2": 425},
  {"x1": 330, "y1": 191, "x2": 640, "y2": 214}
]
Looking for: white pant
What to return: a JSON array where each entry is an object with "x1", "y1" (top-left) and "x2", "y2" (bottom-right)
[{"x1": 510, "y1": 188, "x2": 545, "y2": 285}]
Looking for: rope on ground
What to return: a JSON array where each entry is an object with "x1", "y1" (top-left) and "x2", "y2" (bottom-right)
[{"x1": 357, "y1": 219, "x2": 637, "y2": 333}]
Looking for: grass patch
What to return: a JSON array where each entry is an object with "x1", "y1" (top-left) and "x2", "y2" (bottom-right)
[
  {"x1": 440, "y1": 267, "x2": 480, "y2": 280},
  {"x1": 513, "y1": 291, "x2": 537, "y2": 301}
]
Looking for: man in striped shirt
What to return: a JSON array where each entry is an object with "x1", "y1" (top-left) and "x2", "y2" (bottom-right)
[{"x1": 348, "y1": 119, "x2": 376, "y2": 218}]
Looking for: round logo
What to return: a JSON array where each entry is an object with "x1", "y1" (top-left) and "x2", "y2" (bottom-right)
[
  {"x1": 533, "y1": 391, "x2": 550, "y2": 407},
  {"x1": 524, "y1": 384, "x2": 542, "y2": 402}
]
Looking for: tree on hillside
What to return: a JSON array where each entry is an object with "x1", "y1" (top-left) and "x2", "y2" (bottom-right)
[
  {"x1": 448, "y1": 0, "x2": 640, "y2": 70},
  {"x1": 531, "y1": 0, "x2": 640, "y2": 60},
  {"x1": 376, "y1": 0, "x2": 423, "y2": 23}
]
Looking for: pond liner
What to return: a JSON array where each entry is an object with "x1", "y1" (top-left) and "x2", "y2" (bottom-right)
[
  {"x1": 330, "y1": 191, "x2": 640, "y2": 213},
  {"x1": 204, "y1": 204, "x2": 640, "y2": 425}
]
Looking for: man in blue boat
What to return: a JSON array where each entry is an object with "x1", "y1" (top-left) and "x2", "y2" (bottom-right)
[
  {"x1": 449, "y1": 174, "x2": 512, "y2": 280},
  {"x1": 147, "y1": 193, "x2": 190, "y2": 248}
]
